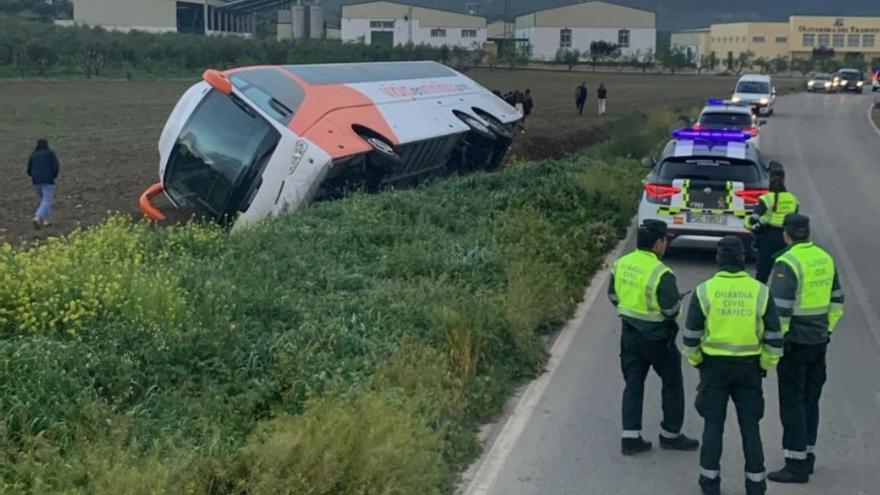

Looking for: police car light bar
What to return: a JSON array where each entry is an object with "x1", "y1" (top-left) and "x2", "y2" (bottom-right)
[
  {"x1": 706, "y1": 98, "x2": 748, "y2": 107},
  {"x1": 673, "y1": 128, "x2": 751, "y2": 142}
]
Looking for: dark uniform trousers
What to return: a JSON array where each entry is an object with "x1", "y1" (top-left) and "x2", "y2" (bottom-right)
[
  {"x1": 696, "y1": 357, "x2": 766, "y2": 494},
  {"x1": 778, "y1": 342, "x2": 828, "y2": 457},
  {"x1": 755, "y1": 227, "x2": 786, "y2": 283},
  {"x1": 620, "y1": 324, "x2": 685, "y2": 435}
]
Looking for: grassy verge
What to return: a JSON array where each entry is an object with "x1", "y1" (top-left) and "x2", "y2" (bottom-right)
[{"x1": 0, "y1": 111, "x2": 678, "y2": 494}]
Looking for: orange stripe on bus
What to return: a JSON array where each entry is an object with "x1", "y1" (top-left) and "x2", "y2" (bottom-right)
[{"x1": 273, "y1": 68, "x2": 400, "y2": 159}]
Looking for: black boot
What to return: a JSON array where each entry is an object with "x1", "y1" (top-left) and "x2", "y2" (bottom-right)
[
  {"x1": 768, "y1": 459, "x2": 809, "y2": 483},
  {"x1": 746, "y1": 479, "x2": 767, "y2": 495},
  {"x1": 659, "y1": 433, "x2": 700, "y2": 451},
  {"x1": 806, "y1": 453, "x2": 816, "y2": 474},
  {"x1": 698, "y1": 475, "x2": 721, "y2": 495},
  {"x1": 621, "y1": 437, "x2": 652, "y2": 456}
]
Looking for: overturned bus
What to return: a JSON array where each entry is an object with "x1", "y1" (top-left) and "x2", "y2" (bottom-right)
[{"x1": 140, "y1": 61, "x2": 522, "y2": 228}]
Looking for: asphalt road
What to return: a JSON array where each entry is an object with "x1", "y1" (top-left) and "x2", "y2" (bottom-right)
[{"x1": 465, "y1": 92, "x2": 880, "y2": 495}]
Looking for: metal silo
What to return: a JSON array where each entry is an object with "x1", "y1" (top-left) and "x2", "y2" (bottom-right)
[
  {"x1": 309, "y1": 1, "x2": 324, "y2": 39},
  {"x1": 292, "y1": 0, "x2": 306, "y2": 40}
]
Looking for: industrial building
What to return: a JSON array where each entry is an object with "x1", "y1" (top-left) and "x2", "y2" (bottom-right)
[
  {"x1": 70, "y1": 0, "x2": 296, "y2": 36},
  {"x1": 277, "y1": 1, "x2": 325, "y2": 41},
  {"x1": 514, "y1": 0, "x2": 656, "y2": 61},
  {"x1": 708, "y1": 22, "x2": 790, "y2": 62},
  {"x1": 670, "y1": 28, "x2": 710, "y2": 65},
  {"x1": 487, "y1": 20, "x2": 514, "y2": 40},
  {"x1": 341, "y1": 1, "x2": 487, "y2": 48},
  {"x1": 674, "y1": 15, "x2": 880, "y2": 66}
]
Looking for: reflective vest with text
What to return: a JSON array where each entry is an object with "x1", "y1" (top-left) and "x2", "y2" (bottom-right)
[
  {"x1": 696, "y1": 272, "x2": 769, "y2": 357},
  {"x1": 613, "y1": 250, "x2": 671, "y2": 323}
]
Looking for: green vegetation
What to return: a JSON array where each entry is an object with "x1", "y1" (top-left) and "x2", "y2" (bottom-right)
[
  {"x1": 0, "y1": 111, "x2": 680, "y2": 493},
  {"x1": 0, "y1": 15, "x2": 475, "y2": 79}
]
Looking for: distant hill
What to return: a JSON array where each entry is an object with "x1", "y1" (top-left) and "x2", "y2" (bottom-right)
[{"x1": 324, "y1": 0, "x2": 879, "y2": 31}]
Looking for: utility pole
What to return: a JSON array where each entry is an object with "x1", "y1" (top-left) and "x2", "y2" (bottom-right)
[
  {"x1": 504, "y1": 0, "x2": 511, "y2": 38},
  {"x1": 409, "y1": 1, "x2": 414, "y2": 45}
]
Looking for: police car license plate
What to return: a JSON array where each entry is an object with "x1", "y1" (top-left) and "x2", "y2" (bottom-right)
[{"x1": 688, "y1": 213, "x2": 726, "y2": 225}]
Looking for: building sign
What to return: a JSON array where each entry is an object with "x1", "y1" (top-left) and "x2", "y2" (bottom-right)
[{"x1": 798, "y1": 18, "x2": 880, "y2": 34}]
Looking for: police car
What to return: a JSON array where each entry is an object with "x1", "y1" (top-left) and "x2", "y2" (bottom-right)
[
  {"x1": 639, "y1": 129, "x2": 770, "y2": 257},
  {"x1": 694, "y1": 99, "x2": 764, "y2": 149}
]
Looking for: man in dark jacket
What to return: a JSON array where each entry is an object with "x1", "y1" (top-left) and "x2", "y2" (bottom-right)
[
  {"x1": 27, "y1": 138, "x2": 60, "y2": 229},
  {"x1": 575, "y1": 82, "x2": 588, "y2": 115},
  {"x1": 767, "y1": 214, "x2": 844, "y2": 484}
]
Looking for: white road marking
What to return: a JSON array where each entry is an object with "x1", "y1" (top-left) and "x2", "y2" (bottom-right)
[
  {"x1": 868, "y1": 99, "x2": 880, "y2": 138},
  {"x1": 460, "y1": 226, "x2": 633, "y2": 495}
]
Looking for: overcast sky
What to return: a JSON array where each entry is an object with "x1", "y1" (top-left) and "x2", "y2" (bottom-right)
[{"x1": 325, "y1": 0, "x2": 880, "y2": 30}]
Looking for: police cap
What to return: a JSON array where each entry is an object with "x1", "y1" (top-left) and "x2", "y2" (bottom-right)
[
  {"x1": 717, "y1": 236, "x2": 745, "y2": 259},
  {"x1": 640, "y1": 219, "x2": 668, "y2": 236},
  {"x1": 783, "y1": 213, "x2": 810, "y2": 236},
  {"x1": 768, "y1": 161, "x2": 785, "y2": 177}
]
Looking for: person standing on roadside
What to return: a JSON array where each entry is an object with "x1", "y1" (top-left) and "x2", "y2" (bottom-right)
[
  {"x1": 745, "y1": 162, "x2": 800, "y2": 283},
  {"x1": 608, "y1": 220, "x2": 700, "y2": 456},
  {"x1": 575, "y1": 82, "x2": 588, "y2": 115},
  {"x1": 684, "y1": 237, "x2": 783, "y2": 495},
  {"x1": 27, "y1": 138, "x2": 60, "y2": 229},
  {"x1": 767, "y1": 214, "x2": 844, "y2": 485},
  {"x1": 598, "y1": 82, "x2": 608, "y2": 115},
  {"x1": 522, "y1": 89, "x2": 534, "y2": 123}
]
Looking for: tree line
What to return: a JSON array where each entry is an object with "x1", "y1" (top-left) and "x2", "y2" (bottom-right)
[
  {"x1": 0, "y1": 16, "x2": 473, "y2": 79},
  {"x1": 553, "y1": 42, "x2": 880, "y2": 75}
]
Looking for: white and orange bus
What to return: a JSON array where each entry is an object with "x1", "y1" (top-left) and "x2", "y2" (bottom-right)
[{"x1": 140, "y1": 61, "x2": 521, "y2": 227}]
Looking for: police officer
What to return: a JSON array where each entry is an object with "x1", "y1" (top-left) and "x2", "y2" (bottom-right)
[
  {"x1": 608, "y1": 220, "x2": 699, "y2": 456},
  {"x1": 683, "y1": 237, "x2": 783, "y2": 495},
  {"x1": 767, "y1": 214, "x2": 844, "y2": 483},
  {"x1": 745, "y1": 162, "x2": 800, "y2": 283}
]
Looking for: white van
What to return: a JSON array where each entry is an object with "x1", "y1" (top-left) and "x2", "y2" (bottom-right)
[{"x1": 731, "y1": 74, "x2": 776, "y2": 116}]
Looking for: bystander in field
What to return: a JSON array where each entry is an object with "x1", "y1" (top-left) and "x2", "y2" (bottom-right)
[{"x1": 27, "y1": 138, "x2": 60, "y2": 229}]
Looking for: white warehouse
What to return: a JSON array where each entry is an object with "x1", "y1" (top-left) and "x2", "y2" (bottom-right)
[
  {"x1": 515, "y1": 0, "x2": 656, "y2": 61},
  {"x1": 341, "y1": 1, "x2": 487, "y2": 49}
]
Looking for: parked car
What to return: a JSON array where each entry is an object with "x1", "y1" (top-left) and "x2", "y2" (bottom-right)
[
  {"x1": 639, "y1": 128, "x2": 769, "y2": 259},
  {"x1": 694, "y1": 99, "x2": 764, "y2": 149}
]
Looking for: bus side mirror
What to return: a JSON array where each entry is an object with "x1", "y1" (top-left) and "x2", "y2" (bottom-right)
[
  {"x1": 641, "y1": 156, "x2": 656, "y2": 168},
  {"x1": 203, "y1": 69, "x2": 232, "y2": 95}
]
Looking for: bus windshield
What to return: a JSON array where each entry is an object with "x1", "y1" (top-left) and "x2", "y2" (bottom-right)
[{"x1": 164, "y1": 90, "x2": 280, "y2": 219}]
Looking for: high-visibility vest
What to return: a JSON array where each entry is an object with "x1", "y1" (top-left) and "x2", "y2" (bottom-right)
[
  {"x1": 613, "y1": 250, "x2": 671, "y2": 323},
  {"x1": 758, "y1": 191, "x2": 799, "y2": 228},
  {"x1": 695, "y1": 271, "x2": 769, "y2": 357},
  {"x1": 776, "y1": 242, "x2": 836, "y2": 326}
]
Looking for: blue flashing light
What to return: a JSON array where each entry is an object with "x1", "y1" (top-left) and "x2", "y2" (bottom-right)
[
  {"x1": 706, "y1": 98, "x2": 726, "y2": 106},
  {"x1": 673, "y1": 128, "x2": 751, "y2": 143}
]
